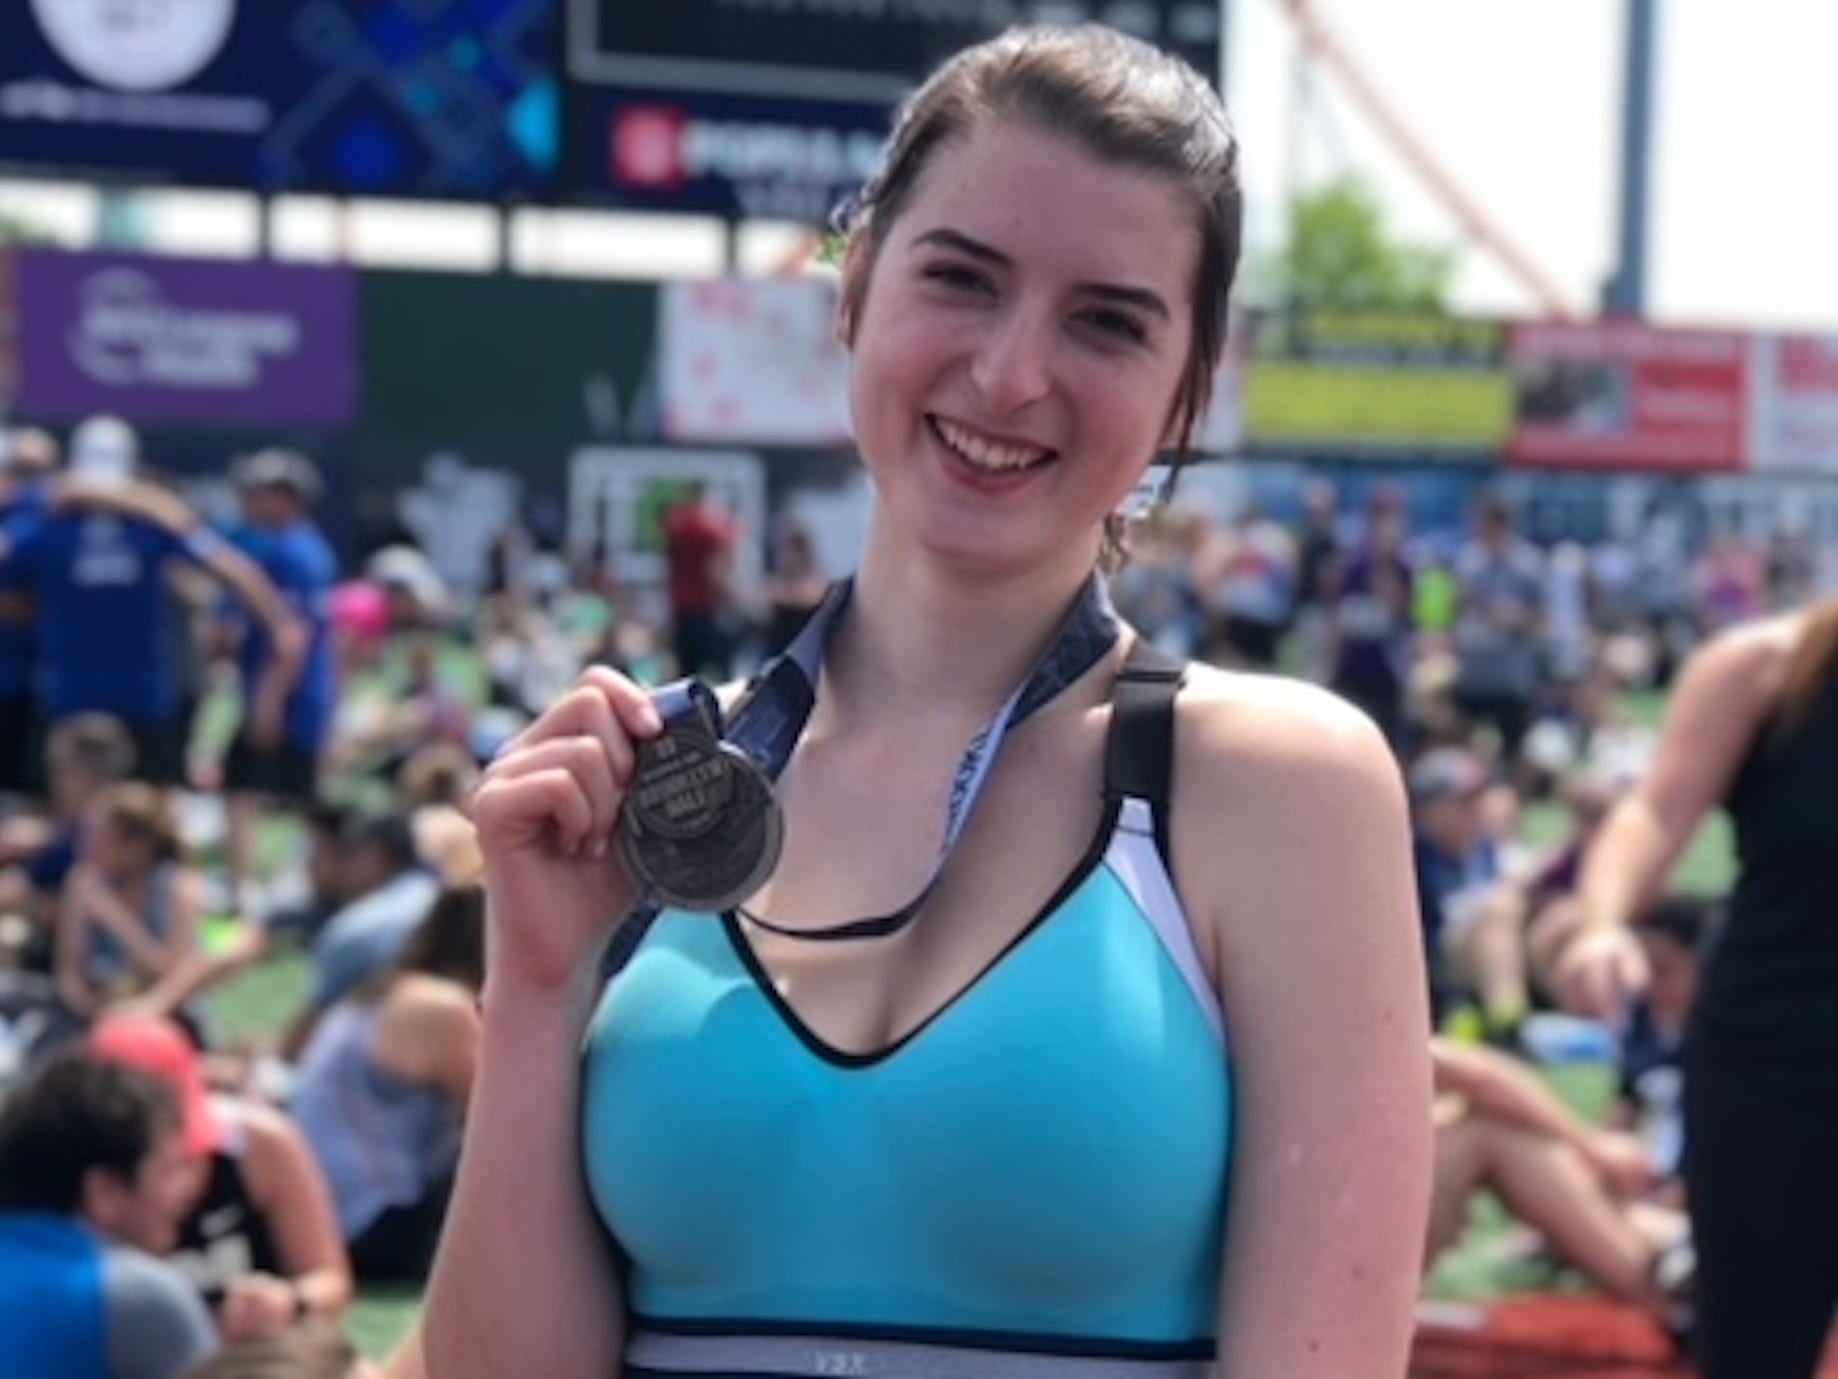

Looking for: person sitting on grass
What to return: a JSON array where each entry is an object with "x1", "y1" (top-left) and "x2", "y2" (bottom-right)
[
  {"x1": 91, "y1": 1016, "x2": 354, "y2": 1345},
  {"x1": 56, "y1": 783, "x2": 206, "y2": 1031},
  {"x1": 0, "y1": 713, "x2": 137, "y2": 973},
  {"x1": 1410, "y1": 746, "x2": 1534, "y2": 1044},
  {"x1": 290, "y1": 885, "x2": 483, "y2": 1284},
  {"x1": 1428, "y1": 1037, "x2": 1692, "y2": 1334}
]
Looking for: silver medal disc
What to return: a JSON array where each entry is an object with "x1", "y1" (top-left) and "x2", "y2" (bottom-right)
[{"x1": 618, "y1": 721, "x2": 783, "y2": 913}]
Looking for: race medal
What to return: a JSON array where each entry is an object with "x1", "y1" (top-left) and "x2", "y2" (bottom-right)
[{"x1": 618, "y1": 681, "x2": 784, "y2": 913}]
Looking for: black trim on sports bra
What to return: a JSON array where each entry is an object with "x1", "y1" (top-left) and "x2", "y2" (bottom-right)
[
  {"x1": 719, "y1": 797, "x2": 1121, "y2": 1070},
  {"x1": 630, "y1": 1311, "x2": 1216, "y2": 1360},
  {"x1": 616, "y1": 639, "x2": 1191, "y2": 1071}
]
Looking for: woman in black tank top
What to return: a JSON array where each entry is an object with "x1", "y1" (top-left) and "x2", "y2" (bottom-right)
[{"x1": 1557, "y1": 601, "x2": 1838, "y2": 1379}]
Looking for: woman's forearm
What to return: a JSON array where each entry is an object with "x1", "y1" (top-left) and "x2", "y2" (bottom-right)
[
  {"x1": 421, "y1": 978, "x2": 624, "y2": 1379},
  {"x1": 1577, "y1": 794, "x2": 1678, "y2": 932}
]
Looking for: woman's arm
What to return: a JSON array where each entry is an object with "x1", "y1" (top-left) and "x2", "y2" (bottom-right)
[
  {"x1": 1179, "y1": 674, "x2": 1432, "y2": 1378},
  {"x1": 215, "y1": 1100, "x2": 354, "y2": 1342},
  {"x1": 103, "y1": 923, "x2": 267, "y2": 1025},
  {"x1": 371, "y1": 979, "x2": 482, "y2": 1110},
  {"x1": 421, "y1": 971, "x2": 624, "y2": 1378},
  {"x1": 101, "y1": 867, "x2": 202, "y2": 979},
  {"x1": 54, "y1": 874, "x2": 100, "y2": 1016},
  {"x1": 420, "y1": 668, "x2": 661, "y2": 1379},
  {"x1": 1431, "y1": 1039, "x2": 1652, "y2": 1195},
  {"x1": 1557, "y1": 618, "x2": 1789, "y2": 1017}
]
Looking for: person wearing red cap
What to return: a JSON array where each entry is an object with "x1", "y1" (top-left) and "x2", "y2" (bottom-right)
[{"x1": 91, "y1": 1017, "x2": 352, "y2": 1344}]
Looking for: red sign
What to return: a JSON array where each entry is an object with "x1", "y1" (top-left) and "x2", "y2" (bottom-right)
[{"x1": 1507, "y1": 321, "x2": 1747, "y2": 472}]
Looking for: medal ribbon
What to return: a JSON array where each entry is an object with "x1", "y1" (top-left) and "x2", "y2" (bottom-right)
[{"x1": 716, "y1": 572, "x2": 1121, "y2": 941}]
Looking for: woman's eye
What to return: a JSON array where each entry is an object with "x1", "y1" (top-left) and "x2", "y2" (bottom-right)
[
  {"x1": 1078, "y1": 308, "x2": 1149, "y2": 346},
  {"x1": 922, "y1": 263, "x2": 993, "y2": 295}
]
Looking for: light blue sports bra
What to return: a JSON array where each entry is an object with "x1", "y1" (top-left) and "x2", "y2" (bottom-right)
[{"x1": 580, "y1": 651, "x2": 1232, "y2": 1378}]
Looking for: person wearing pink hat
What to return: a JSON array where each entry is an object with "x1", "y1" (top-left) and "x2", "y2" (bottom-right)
[{"x1": 91, "y1": 1017, "x2": 352, "y2": 1344}]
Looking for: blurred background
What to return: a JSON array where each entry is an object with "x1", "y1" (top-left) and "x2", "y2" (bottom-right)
[{"x1": 2, "y1": 1, "x2": 1835, "y2": 587}]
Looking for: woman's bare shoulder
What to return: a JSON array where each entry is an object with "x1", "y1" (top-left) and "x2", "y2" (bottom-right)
[{"x1": 1174, "y1": 663, "x2": 1400, "y2": 791}]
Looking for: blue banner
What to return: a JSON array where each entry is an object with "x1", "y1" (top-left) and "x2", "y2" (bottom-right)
[{"x1": 0, "y1": 0, "x2": 560, "y2": 200}]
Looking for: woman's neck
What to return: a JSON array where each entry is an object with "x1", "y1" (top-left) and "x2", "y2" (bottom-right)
[{"x1": 822, "y1": 521, "x2": 1100, "y2": 727}]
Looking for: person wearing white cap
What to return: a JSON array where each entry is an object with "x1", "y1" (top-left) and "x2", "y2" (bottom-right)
[{"x1": 67, "y1": 416, "x2": 140, "y2": 490}]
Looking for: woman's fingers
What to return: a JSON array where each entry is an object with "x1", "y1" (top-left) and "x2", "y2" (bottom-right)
[
  {"x1": 485, "y1": 737, "x2": 628, "y2": 853},
  {"x1": 578, "y1": 666, "x2": 666, "y2": 741},
  {"x1": 469, "y1": 670, "x2": 661, "y2": 856},
  {"x1": 470, "y1": 765, "x2": 600, "y2": 857},
  {"x1": 504, "y1": 672, "x2": 661, "y2": 758}
]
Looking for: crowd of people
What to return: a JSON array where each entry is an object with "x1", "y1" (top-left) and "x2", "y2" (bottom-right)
[
  {"x1": 0, "y1": 401, "x2": 1823, "y2": 1377},
  {"x1": 0, "y1": 24, "x2": 1835, "y2": 1379},
  {"x1": 0, "y1": 396, "x2": 1821, "y2": 1377}
]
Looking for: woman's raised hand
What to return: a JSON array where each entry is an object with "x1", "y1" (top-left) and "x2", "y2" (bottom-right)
[{"x1": 466, "y1": 668, "x2": 663, "y2": 1000}]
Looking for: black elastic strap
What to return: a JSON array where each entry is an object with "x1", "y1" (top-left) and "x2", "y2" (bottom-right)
[{"x1": 1103, "y1": 639, "x2": 1185, "y2": 869}]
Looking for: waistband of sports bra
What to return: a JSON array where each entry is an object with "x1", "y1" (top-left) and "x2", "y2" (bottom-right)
[{"x1": 625, "y1": 1325, "x2": 1216, "y2": 1379}]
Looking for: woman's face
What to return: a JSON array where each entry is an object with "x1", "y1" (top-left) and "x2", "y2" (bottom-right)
[
  {"x1": 81, "y1": 813, "x2": 138, "y2": 874},
  {"x1": 844, "y1": 121, "x2": 1199, "y2": 579}
]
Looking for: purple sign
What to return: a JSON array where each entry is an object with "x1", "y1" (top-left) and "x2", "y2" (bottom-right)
[{"x1": 17, "y1": 250, "x2": 357, "y2": 427}]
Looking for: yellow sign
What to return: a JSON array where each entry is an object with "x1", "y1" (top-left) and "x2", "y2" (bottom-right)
[{"x1": 1246, "y1": 364, "x2": 1514, "y2": 450}]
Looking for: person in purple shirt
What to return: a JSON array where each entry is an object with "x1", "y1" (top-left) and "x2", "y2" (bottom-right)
[
  {"x1": 0, "y1": 420, "x2": 303, "y2": 789},
  {"x1": 1329, "y1": 493, "x2": 1415, "y2": 745},
  {"x1": 216, "y1": 450, "x2": 339, "y2": 905}
]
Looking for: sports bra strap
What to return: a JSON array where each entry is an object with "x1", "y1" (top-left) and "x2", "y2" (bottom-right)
[{"x1": 1104, "y1": 638, "x2": 1186, "y2": 808}]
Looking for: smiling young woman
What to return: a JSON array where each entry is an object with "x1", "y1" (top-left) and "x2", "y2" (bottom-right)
[{"x1": 421, "y1": 25, "x2": 1431, "y2": 1379}]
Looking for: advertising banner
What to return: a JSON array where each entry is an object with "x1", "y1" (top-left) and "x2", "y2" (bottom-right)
[
  {"x1": 0, "y1": 251, "x2": 15, "y2": 414},
  {"x1": 1747, "y1": 334, "x2": 1838, "y2": 476},
  {"x1": 1242, "y1": 310, "x2": 1512, "y2": 457},
  {"x1": 566, "y1": 0, "x2": 1220, "y2": 220},
  {"x1": 16, "y1": 250, "x2": 358, "y2": 428},
  {"x1": 570, "y1": 84, "x2": 889, "y2": 224},
  {"x1": 1507, "y1": 321, "x2": 1747, "y2": 473},
  {"x1": 660, "y1": 280, "x2": 852, "y2": 445},
  {"x1": 0, "y1": 0, "x2": 559, "y2": 199}
]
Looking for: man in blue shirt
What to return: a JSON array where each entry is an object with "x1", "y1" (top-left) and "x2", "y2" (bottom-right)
[
  {"x1": 0, "y1": 422, "x2": 303, "y2": 788},
  {"x1": 0, "y1": 428, "x2": 59, "y2": 798},
  {"x1": 0, "y1": 1053, "x2": 219, "y2": 1379},
  {"x1": 217, "y1": 449, "x2": 339, "y2": 904}
]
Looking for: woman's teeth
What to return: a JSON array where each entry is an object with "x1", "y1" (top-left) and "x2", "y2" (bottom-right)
[{"x1": 933, "y1": 416, "x2": 1051, "y2": 472}]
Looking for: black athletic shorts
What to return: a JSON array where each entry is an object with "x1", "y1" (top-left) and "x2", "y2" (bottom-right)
[
  {"x1": 222, "y1": 732, "x2": 320, "y2": 803},
  {"x1": 0, "y1": 691, "x2": 41, "y2": 796}
]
